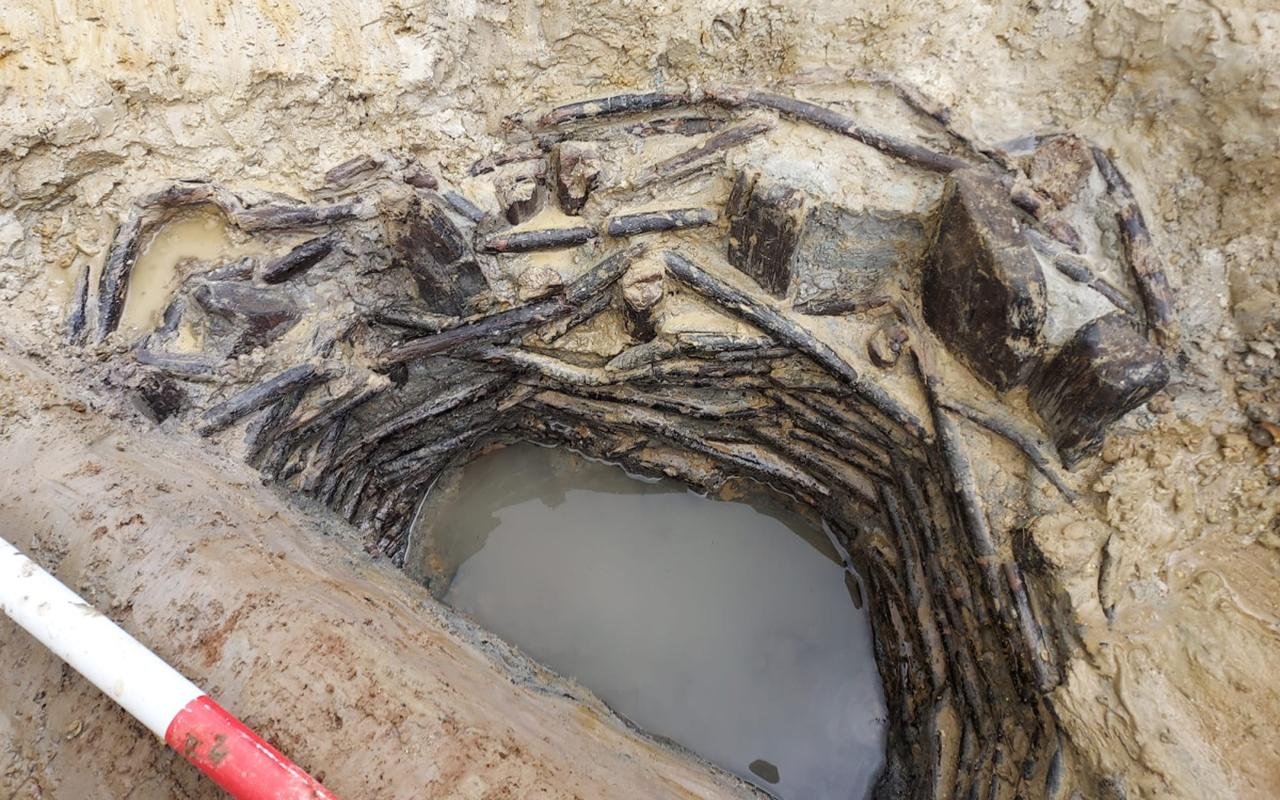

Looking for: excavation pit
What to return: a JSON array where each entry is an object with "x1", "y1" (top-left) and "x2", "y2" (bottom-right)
[{"x1": 63, "y1": 85, "x2": 1182, "y2": 799}]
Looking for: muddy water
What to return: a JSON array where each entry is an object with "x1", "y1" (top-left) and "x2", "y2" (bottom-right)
[
  {"x1": 413, "y1": 443, "x2": 886, "y2": 799},
  {"x1": 120, "y1": 209, "x2": 234, "y2": 335}
]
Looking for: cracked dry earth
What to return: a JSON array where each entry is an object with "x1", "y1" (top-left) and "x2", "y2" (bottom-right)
[{"x1": 2, "y1": 2, "x2": 1279, "y2": 800}]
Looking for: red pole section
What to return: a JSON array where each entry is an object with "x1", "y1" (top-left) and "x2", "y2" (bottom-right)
[{"x1": 0, "y1": 536, "x2": 338, "y2": 800}]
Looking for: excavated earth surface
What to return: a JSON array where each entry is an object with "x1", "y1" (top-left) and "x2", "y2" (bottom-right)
[{"x1": 2, "y1": 2, "x2": 1280, "y2": 799}]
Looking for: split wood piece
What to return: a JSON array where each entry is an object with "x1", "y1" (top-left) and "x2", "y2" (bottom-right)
[
  {"x1": 663, "y1": 250, "x2": 929, "y2": 441},
  {"x1": 535, "y1": 290, "x2": 612, "y2": 344},
  {"x1": 133, "y1": 348, "x2": 219, "y2": 381},
  {"x1": 606, "y1": 207, "x2": 717, "y2": 237},
  {"x1": 376, "y1": 297, "x2": 562, "y2": 366},
  {"x1": 879, "y1": 484, "x2": 949, "y2": 692},
  {"x1": 1004, "y1": 561, "x2": 1062, "y2": 693},
  {"x1": 65, "y1": 263, "x2": 91, "y2": 344},
  {"x1": 197, "y1": 363, "x2": 329, "y2": 436},
  {"x1": 365, "y1": 390, "x2": 515, "y2": 471},
  {"x1": 1024, "y1": 228, "x2": 1138, "y2": 316},
  {"x1": 365, "y1": 304, "x2": 458, "y2": 334},
  {"x1": 893, "y1": 469, "x2": 993, "y2": 739},
  {"x1": 534, "y1": 91, "x2": 689, "y2": 128},
  {"x1": 912, "y1": 350, "x2": 1060, "y2": 693},
  {"x1": 323, "y1": 155, "x2": 381, "y2": 187},
  {"x1": 299, "y1": 418, "x2": 347, "y2": 494},
  {"x1": 1008, "y1": 180, "x2": 1084, "y2": 253},
  {"x1": 469, "y1": 141, "x2": 544, "y2": 176},
  {"x1": 707, "y1": 87, "x2": 973, "y2": 174},
  {"x1": 857, "y1": 71, "x2": 1014, "y2": 171},
  {"x1": 1090, "y1": 146, "x2": 1180, "y2": 350},
  {"x1": 937, "y1": 397, "x2": 1080, "y2": 504},
  {"x1": 378, "y1": 246, "x2": 642, "y2": 365},
  {"x1": 332, "y1": 373, "x2": 512, "y2": 470},
  {"x1": 768, "y1": 391, "x2": 892, "y2": 475},
  {"x1": 442, "y1": 191, "x2": 486, "y2": 223},
  {"x1": 478, "y1": 226, "x2": 597, "y2": 254},
  {"x1": 748, "y1": 424, "x2": 879, "y2": 505},
  {"x1": 93, "y1": 213, "x2": 145, "y2": 341},
  {"x1": 559, "y1": 383, "x2": 774, "y2": 421},
  {"x1": 530, "y1": 389, "x2": 831, "y2": 500},
  {"x1": 631, "y1": 120, "x2": 773, "y2": 189},
  {"x1": 276, "y1": 376, "x2": 389, "y2": 446},
  {"x1": 260, "y1": 233, "x2": 339, "y2": 284},
  {"x1": 245, "y1": 389, "x2": 304, "y2": 465},
  {"x1": 233, "y1": 200, "x2": 365, "y2": 232}
]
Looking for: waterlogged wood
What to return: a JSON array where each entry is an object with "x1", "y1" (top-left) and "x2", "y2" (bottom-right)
[
  {"x1": 378, "y1": 296, "x2": 569, "y2": 365},
  {"x1": 442, "y1": 191, "x2": 486, "y2": 223},
  {"x1": 198, "y1": 363, "x2": 328, "y2": 436},
  {"x1": 534, "y1": 91, "x2": 689, "y2": 128},
  {"x1": 606, "y1": 207, "x2": 717, "y2": 237},
  {"x1": 632, "y1": 120, "x2": 772, "y2": 188},
  {"x1": 1090, "y1": 146, "x2": 1180, "y2": 349},
  {"x1": 366, "y1": 304, "x2": 459, "y2": 334},
  {"x1": 93, "y1": 213, "x2": 144, "y2": 341},
  {"x1": 245, "y1": 389, "x2": 304, "y2": 465},
  {"x1": 133, "y1": 348, "x2": 219, "y2": 381},
  {"x1": 707, "y1": 87, "x2": 972, "y2": 174},
  {"x1": 531, "y1": 389, "x2": 831, "y2": 499},
  {"x1": 234, "y1": 200, "x2": 365, "y2": 232},
  {"x1": 479, "y1": 226, "x2": 597, "y2": 253},
  {"x1": 333, "y1": 373, "x2": 512, "y2": 468},
  {"x1": 379, "y1": 245, "x2": 641, "y2": 365},
  {"x1": 939, "y1": 397, "x2": 1079, "y2": 503},
  {"x1": 261, "y1": 233, "x2": 339, "y2": 283},
  {"x1": 65, "y1": 262, "x2": 91, "y2": 344},
  {"x1": 663, "y1": 250, "x2": 929, "y2": 441},
  {"x1": 1024, "y1": 228, "x2": 1137, "y2": 316}
]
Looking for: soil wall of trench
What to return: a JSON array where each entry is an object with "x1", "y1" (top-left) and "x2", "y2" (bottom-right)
[{"x1": 2, "y1": 2, "x2": 1279, "y2": 799}]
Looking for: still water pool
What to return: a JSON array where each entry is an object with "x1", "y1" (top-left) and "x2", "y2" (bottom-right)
[{"x1": 409, "y1": 443, "x2": 886, "y2": 798}]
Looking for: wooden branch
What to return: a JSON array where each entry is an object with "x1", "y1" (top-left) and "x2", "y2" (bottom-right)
[
  {"x1": 606, "y1": 207, "x2": 717, "y2": 237},
  {"x1": 662, "y1": 250, "x2": 929, "y2": 441},
  {"x1": 1024, "y1": 228, "x2": 1138, "y2": 316},
  {"x1": 197, "y1": 363, "x2": 329, "y2": 436},
  {"x1": 534, "y1": 91, "x2": 689, "y2": 128},
  {"x1": 707, "y1": 87, "x2": 972, "y2": 173},
  {"x1": 938, "y1": 397, "x2": 1080, "y2": 504},
  {"x1": 65, "y1": 262, "x2": 90, "y2": 344},
  {"x1": 632, "y1": 120, "x2": 773, "y2": 188},
  {"x1": 1091, "y1": 146, "x2": 1180, "y2": 350},
  {"x1": 478, "y1": 226, "x2": 597, "y2": 253}
]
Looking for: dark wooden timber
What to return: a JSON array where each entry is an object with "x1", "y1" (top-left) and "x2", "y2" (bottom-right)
[
  {"x1": 632, "y1": 120, "x2": 772, "y2": 188},
  {"x1": 663, "y1": 250, "x2": 929, "y2": 440},
  {"x1": 378, "y1": 245, "x2": 642, "y2": 366},
  {"x1": 234, "y1": 201, "x2": 363, "y2": 232},
  {"x1": 1090, "y1": 146, "x2": 1180, "y2": 350},
  {"x1": 478, "y1": 226, "x2": 597, "y2": 254},
  {"x1": 198, "y1": 363, "x2": 328, "y2": 436},
  {"x1": 442, "y1": 191, "x2": 486, "y2": 223},
  {"x1": 1025, "y1": 228, "x2": 1138, "y2": 316},
  {"x1": 261, "y1": 233, "x2": 339, "y2": 283},
  {"x1": 606, "y1": 207, "x2": 717, "y2": 237},
  {"x1": 707, "y1": 87, "x2": 971, "y2": 173},
  {"x1": 92, "y1": 214, "x2": 144, "y2": 341},
  {"x1": 534, "y1": 91, "x2": 688, "y2": 128},
  {"x1": 65, "y1": 262, "x2": 91, "y2": 344}
]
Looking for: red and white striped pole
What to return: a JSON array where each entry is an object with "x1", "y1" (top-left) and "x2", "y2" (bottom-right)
[{"x1": 0, "y1": 536, "x2": 338, "y2": 800}]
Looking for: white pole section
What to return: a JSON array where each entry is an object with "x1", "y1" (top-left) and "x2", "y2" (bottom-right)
[{"x1": 0, "y1": 536, "x2": 338, "y2": 800}]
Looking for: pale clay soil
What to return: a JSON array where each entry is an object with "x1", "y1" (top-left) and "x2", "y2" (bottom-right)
[{"x1": 1, "y1": 2, "x2": 1279, "y2": 799}]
